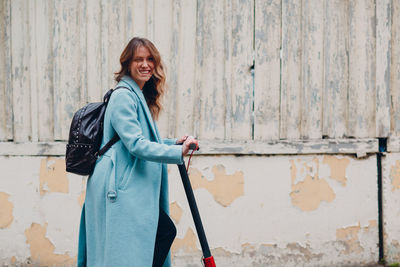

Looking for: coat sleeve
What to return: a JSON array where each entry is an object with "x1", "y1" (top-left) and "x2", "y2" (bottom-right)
[
  {"x1": 108, "y1": 90, "x2": 183, "y2": 164},
  {"x1": 162, "y1": 138, "x2": 177, "y2": 145}
]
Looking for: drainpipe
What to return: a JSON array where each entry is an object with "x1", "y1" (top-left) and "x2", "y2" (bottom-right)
[{"x1": 377, "y1": 138, "x2": 387, "y2": 264}]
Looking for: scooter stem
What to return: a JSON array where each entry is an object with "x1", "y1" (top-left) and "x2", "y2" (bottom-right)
[{"x1": 177, "y1": 163, "x2": 216, "y2": 267}]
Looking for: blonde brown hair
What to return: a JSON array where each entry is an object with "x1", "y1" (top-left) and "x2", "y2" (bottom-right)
[{"x1": 115, "y1": 37, "x2": 166, "y2": 120}]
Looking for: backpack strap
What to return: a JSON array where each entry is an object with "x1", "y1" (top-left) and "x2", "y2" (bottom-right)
[
  {"x1": 97, "y1": 86, "x2": 130, "y2": 157},
  {"x1": 97, "y1": 134, "x2": 120, "y2": 156}
]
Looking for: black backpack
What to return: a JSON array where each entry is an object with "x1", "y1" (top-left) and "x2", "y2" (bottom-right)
[{"x1": 65, "y1": 86, "x2": 128, "y2": 175}]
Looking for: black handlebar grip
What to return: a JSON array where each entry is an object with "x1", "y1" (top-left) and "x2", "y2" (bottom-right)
[
  {"x1": 189, "y1": 143, "x2": 197, "y2": 150},
  {"x1": 176, "y1": 141, "x2": 199, "y2": 151}
]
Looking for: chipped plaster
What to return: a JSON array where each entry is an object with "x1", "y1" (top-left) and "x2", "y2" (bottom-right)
[
  {"x1": 290, "y1": 159, "x2": 335, "y2": 211},
  {"x1": 323, "y1": 155, "x2": 350, "y2": 186},
  {"x1": 39, "y1": 158, "x2": 69, "y2": 196},
  {"x1": 171, "y1": 228, "x2": 199, "y2": 254},
  {"x1": 24, "y1": 223, "x2": 76, "y2": 266},
  {"x1": 0, "y1": 192, "x2": 14, "y2": 228},
  {"x1": 189, "y1": 165, "x2": 244, "y2": 207},
  {"x1": 0, "y1": 154, "x2": 382, "y2": 266},
  {"x1": 170, "y1": 202, "x2": 183, "y2": 223},
  {"x1": 390, "y1": 160, "x2": 400, "y2": 191}
]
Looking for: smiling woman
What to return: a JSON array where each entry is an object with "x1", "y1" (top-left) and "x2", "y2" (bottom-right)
[
  {"x1": 77, "y1": 37, "x2": 199, "y2": 267},
  {"x1": 114, "y1": 37, "x2": 167, "y2": 120},
  {"x1": 130, "y1": 46, "x2": 155, "y2": 88}
]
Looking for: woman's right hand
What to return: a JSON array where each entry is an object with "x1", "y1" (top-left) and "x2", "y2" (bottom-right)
[{"x1": 181, "y1": 136, "x2": 199, "y2": 156}]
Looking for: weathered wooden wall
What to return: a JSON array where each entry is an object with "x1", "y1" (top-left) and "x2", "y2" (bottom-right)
[{"x1": 0, "y1": 0, "x2": 399, "y2": 143}]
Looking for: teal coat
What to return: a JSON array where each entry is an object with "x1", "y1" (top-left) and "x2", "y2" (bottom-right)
[{"x1": 77, "y1": 76, "x2": 183, "y2": 267}]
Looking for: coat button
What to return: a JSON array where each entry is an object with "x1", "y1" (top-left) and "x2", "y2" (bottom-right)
[{"x1": 107, "y1": 190, "x2": 117, "y2": 202}]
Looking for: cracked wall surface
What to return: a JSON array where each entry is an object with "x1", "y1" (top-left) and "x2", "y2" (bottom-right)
[
  {"x1": 383, "y1": 153, "x2": 400, "y2": 263},
  {"x1": 0, "y1": 154, "x2": 383, "y2": 266}
]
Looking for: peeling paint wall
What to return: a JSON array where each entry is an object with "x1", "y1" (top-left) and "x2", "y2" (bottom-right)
[
  {"x1": 383, "y1": 153, "x2": 400, "y2": 263},
  {"x1": 0, "y1": 0, "x2": 399, "y2": 266},
  {"x1": 0, "y1": 154, "x2": 381, "y2": 266},
  {"x1": 0, "y1": 192, "x2": 13, "y2": 228},
  {"x1": 167, "y1": 155, "x2": 380, "y2": 266},
  {"x1": 0, "y1": 156, "x2": 84, "y2": 266},
  {"x1": 0, "y1": 0, "x2": 399, "y2": 142}
]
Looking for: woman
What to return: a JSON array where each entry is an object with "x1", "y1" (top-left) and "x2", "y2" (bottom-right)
[{"x1": 77, "y1": 37, "x2": 198, "y2": 267}]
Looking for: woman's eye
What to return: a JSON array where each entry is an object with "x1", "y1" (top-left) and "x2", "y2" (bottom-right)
[{"x1": 148, "y1": 57, "x2": 154, "y2": 61}]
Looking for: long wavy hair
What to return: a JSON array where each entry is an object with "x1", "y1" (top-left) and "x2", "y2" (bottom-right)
[{"x1": 115, "y1": 37, "x2": 166, "y2": 120}]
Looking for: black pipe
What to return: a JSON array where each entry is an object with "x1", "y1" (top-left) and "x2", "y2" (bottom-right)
[
  {"x1": 177, "y1": 163, "x2": 212, "y2": 258},
  {"x1": 377, "y1": 138, "x2": 387, "y2": 263}
]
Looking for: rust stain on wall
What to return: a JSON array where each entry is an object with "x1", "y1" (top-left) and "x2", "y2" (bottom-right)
[
  {"x1": 390, "y1": 160, "x2": 400, "y2": 191},
  {"x1": 290, "y1": 159, "x2": 335, "y2": 211},
  {"x1": 0, "y1": 192, "x2": 14, "y2": 228},
  {"x1": 171, "y1": 228, "x2": 199, "y2": 254},
  {"x1": 189, "y1": 165, "x2": 244, "y2": 206},
  {"x1": 39, "y1": 158, "x2": 69, "y2": 196},
  {"x1": 11, "y1": 256, "x2": 16, "y2": 264},
  {"x1": 336, "y1": 224, "x2": 363, "y2": 254},
  {"x1": 24, "y1": 223, "x2": 76, "y2": 266},
  {"x1": 286, "y1": 243, "x2": 324, "y2": 261},
  {"x1": 78, "y1": 190, "x2": 86, "y2": 207},
  {"x1": 390, "y1": 240, "x2": 400, "y2": 250},
  {"x1": 363, "y1": 220, "x2": 378, "y2": 233},
  {"x1": 170, "y1": 202, "x2": 183, "y2": 223},
  {"x1": 323, "y1": 155, "x2": 350, "y2": 186}
]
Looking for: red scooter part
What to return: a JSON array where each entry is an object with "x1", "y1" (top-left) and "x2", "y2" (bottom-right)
[
  {"x1": 203, "y1": 256, "x2": 217, "y2": 267},
  {"x1": 177, "y1": 143, "x2": 216, "y2": 267}
]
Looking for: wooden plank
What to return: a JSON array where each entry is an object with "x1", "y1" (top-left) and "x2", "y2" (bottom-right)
[
  {"x1": 376, "y1": 0, "x2": 392, "y2": 137},
  {"x1": 193, "y1": 139, "x2": 378, "y2": 156},
  {"x1": 35, "y1": 0, "x2": 54, "y2": 141},
  {"x1": 146, "y1": 0, "x2": 155, "y2": 41},
  {"x1": 86, "y1": 0, "x2": 102, "y2": 102},
  {"x1": 53, "y1": 0, "x2": 82, "y2": 140},
  {"x1": 0, "y1": 139, "x2": 379, "y2": 156},
  {"x1": 230, "y1": 0, "x2": 254, "y2": 140},
  {"x1": 29, "y1": 0, "x2": 38, "y2": 142},
  {"x1": 131, "y1": 0, "x2": 147, "y2": 38},
  {"x1": 0, "y1": 0, "x2": 5, "y2": 140},
  {"x1": 100, "y1": 0, "x2": 111, "y2": 93},
  {"x1": 194, "y1": 0, "x2": 226, "y2": 140},
  {"x1": 0, "y1": 0, "x2": 13, "y2": 141},
  {"x1": 300, "y1": 0, "x2": 324, "y2": 139},
  {"x1": 254, "y1": 0, "x2": 281, "y2": 140},
  {"x1": 125, "y1": 0, "x2": 134, "y2": 40},
  {"x1": 391, "y1": 0, "x2": 400, "y2": 136},
  {"x1": 348, "y1": 0, "x2": 376, "y2": 138},
  {"x1": 153, "y1": 0, "x2": 174, "y2": 137},
  {"x1": 159, "y1": 0, "x2": 197, "y2": 139},
  {"x1": 223, "y1": 0, "x2": 233, "y2": 141},
  {"x1": 388, "y1": 136, "x2": 400, "y2": 152},
  {"x1": 107, "y1": 0, "x2": 126, "y2": 91},
  {"x1": 323, "y1": 0, "x2": 349, "y2": 138},
  {"x1": 280, "y1": 0, "x2": 302, "y2": 139},
  {"x1": 11, "y1": 0, "x2": 31, "y2": 142},
  {"x1": 79, "y1": 0, "x2": 88, "y2": 106},
  {"x1": 174, "y1": 0, "x2": 197, "y2": 139}
]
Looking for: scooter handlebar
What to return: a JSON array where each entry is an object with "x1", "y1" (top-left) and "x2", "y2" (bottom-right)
[
  {"x1": 189, "y1": 143, "x2": 198, "y2": 150},
  {"x1": 176, "y1": 141, "x2": 200, "y2": 151}
]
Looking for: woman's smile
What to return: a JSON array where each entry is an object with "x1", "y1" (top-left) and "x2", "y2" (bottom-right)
[{"x1": 130, "y1": 46, "x2": 155, "y2": 88}]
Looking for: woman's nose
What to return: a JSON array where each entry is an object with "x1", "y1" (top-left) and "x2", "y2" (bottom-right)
[{"x1": 142, "y1": 60, "x2": 149, "y2": 67}]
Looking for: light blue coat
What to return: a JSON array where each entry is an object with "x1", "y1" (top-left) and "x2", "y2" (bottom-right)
[{"x1": 77, "y1": 75, "x2": 183, "y2": 267}]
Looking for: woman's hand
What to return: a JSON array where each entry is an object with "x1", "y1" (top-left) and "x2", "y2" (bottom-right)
[
  {"x1": 176, "y1": 135, "x2": 189, "y2": 145},
  {"x1": 181, "y1": 136, "x2": 199, "y2": 156}
]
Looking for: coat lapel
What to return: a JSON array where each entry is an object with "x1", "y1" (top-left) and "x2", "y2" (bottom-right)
[{"x1": 120, "y1": 76, "x2": 161, "y2": 142}]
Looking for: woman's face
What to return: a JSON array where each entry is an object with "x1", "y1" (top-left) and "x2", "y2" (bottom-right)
[{"x1": 129, "y1": 46, "x2": 155, "y2": 89}]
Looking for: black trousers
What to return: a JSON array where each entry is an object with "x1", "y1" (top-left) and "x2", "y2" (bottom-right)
[{"x1": 152, "y1": 209, "x2": 176, "y2": 267}]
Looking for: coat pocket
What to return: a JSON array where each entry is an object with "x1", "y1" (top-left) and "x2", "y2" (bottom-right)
[{"x1": 116, "y1": 163, "x2": 131, "y2": 190}]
